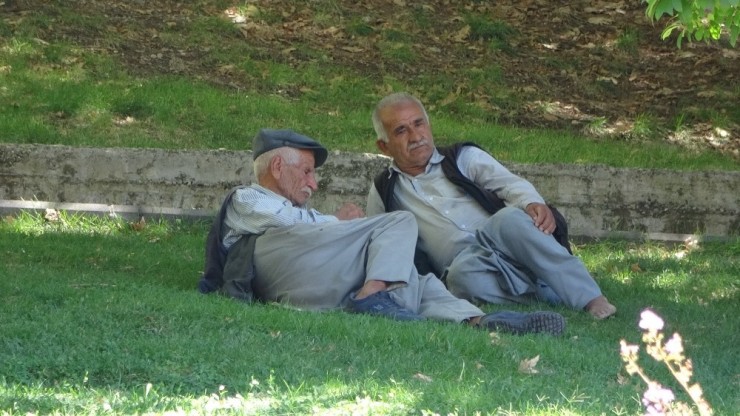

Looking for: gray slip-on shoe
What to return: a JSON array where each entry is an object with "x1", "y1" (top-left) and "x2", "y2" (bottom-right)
[{"x1": 479, "y1": 310, "x2": 565, "y2": 336}]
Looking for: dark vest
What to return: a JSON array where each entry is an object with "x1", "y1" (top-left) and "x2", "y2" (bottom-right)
[
  {"x1": 373, "y1": 142, "x2": 572, "y2": 273},
  {"x1": 198, "y1": 186, "x2": 258, "y2": 302}
]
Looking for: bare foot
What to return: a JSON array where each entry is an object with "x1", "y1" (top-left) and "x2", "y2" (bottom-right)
[
  {"x1": 585, "y1": 296, "x2": 616, "y2": 319},
  {"x1": 353, "y1": 280, "x2": 388, "y2": 300}
]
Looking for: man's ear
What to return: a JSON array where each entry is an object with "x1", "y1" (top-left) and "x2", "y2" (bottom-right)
[
  {"x1": 376, "y1": 139, "x2": 389, "y2": 155},
  {"x1": 269, "y1": 155, "x2": 283, "y2": 179}
]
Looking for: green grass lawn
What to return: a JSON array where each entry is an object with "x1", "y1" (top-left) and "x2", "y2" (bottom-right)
[{"x1": 0, "y1": 213, "x2": 737, "y2": 415}]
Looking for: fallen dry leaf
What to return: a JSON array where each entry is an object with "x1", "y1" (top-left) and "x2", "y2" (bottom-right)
[
  {"x1": 617, "y1": 372, "x2": 629, "y2": 385},
  {"x1": 452, "y1": 25, "x2": 470, "y2": 42},
  {"x1": 340, "y1": 46, "x2": 364, "y2": 53},
  {"x1": 684, "y1": 236, "x2": 701, "y2": 251},
  {"x1": 44, "y1": 208, "x2": 60, "y2": 222},
  {"x1": 587, "y1": 17, "x2": 612, "y2": 25},
  {"x1": 518, "y1": 355, "x2": 540, "y2": 374},
  {"x1": 439, "y1": 92, "x2": 459, "y2": 106},
  {"x1": 130, "y1": 216, "x2": 146, "y2": 231},
  {"x1": 413, "y1": 372, "x2": 433, "y2": 382}
]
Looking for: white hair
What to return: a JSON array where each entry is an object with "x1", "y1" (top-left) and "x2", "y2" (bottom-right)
[
  {"x1": 371, "y1": 92, "x2": 429, "y2": 142},
  {"x1": 253, "y1": 146, "x2": 301, "y2": 178}
]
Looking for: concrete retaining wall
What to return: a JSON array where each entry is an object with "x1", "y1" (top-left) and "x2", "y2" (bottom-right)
[{"x1": 1, "y1": 143, "x2": 738, "y2": 240}]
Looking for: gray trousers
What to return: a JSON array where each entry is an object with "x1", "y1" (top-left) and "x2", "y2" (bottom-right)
[
  {"x1": 253, "y1": 211, "x2": 483, "y2": 322},
  {"x1": 445, "y1": 207, "x2": 602, "y2": 309}
]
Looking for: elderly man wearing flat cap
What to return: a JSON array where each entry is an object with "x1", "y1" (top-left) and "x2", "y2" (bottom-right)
[{"x1": 200, "y1": 128, "x2": 567, "y2": 335}]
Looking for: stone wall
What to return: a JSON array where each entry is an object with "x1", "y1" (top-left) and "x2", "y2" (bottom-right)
[{"x1": 1, "y1": 143, "x2": 738, "y2": 240}]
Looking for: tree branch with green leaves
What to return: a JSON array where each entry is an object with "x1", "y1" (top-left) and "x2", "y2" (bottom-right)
[{"x1": 644, "y1": 0, "x2": 739, "y2": 47}]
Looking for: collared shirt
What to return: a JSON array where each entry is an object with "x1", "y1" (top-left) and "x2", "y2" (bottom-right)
[
  {"x1": 366, "y1": 146, "x2": 544, "y2": 272},
  {"x1": 223, "y1": 184, "x2": 337, "y2": 247}
]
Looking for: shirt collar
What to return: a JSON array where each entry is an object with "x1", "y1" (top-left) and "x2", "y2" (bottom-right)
[
  {"x1": 388, "y1": 148, "x2": 444, "y2": 177},
  {"x1": 252, "y1": 183, "x2": 294, "y2": 206}
]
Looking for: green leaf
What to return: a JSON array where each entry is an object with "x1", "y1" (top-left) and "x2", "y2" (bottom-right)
[
  {"x1": 709, "y1": 24, "x2": 722, "y2": 39},
  {"x1": 729, "y1": 24, "x2": 739, "y2": 46},
  {"x1": 661, "y1": 22, "x2": 681, "y2": 40},
  {"x1": 673, "y1": 0, "x2": 684, "y2": 13},
  {"x1": 651, "y1": 0, "x2": 678, "y2": 18},
  {"x1": 695, "y1": 27, "x2": 705, "y2": 40},
  {"x1": 701, "y1": 0, "x2": 718, "y2": 10}
]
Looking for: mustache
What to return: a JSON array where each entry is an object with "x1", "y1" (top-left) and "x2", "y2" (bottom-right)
[
  {"x1": 302, "y1": 187, "x2": 313, "y2": 197},
  {"x1": 408, "y1": 139, "x2": 428, "y2": 150}
]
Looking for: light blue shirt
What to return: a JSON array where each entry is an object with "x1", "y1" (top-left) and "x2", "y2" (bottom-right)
[
  {"x1": 223, "y1": 184, "x2": 337, "y2": 248},
  {"x1": 366, "y1": 146, "x2": 544, "y2": 273}
]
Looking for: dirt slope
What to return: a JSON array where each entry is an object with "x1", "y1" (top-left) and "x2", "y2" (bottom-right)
[{"x1": 5, "y1": 0, "x2": 739, "y2": 159}]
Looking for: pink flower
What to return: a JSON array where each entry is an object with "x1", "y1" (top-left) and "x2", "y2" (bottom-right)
[
  {"x1": 620, "y1": 340, "x2": 639, "y2": 356},
  {"x1": 664, "y1": 333, "x2": 684, "y2": 356},
  {"x1": 642, "y1": 383, "x2": 675, "y2": 414},
  {"x1": 639, "y1": 309, "x2": 664, "y2": 331}
]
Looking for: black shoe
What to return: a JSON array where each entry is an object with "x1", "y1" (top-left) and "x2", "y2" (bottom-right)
[
  {"x1": 479, "y1": 311, "x2": 565, "y2": 336},
  {"x1": 349, "y1": 291, "x2": 425, "y2": 321}
]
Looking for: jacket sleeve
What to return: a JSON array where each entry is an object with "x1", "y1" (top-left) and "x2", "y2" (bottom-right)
[{"x1": 459, "y1": 146, "x2": 545, "y2": 210}]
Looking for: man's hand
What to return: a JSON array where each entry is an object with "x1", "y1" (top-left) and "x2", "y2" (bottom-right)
[
  {"x1": 334, "y1": 202, "x2": 365, "y2": 220},
  {"x1": 525, "y1": 203, "x2": 556, "y2": 234}
]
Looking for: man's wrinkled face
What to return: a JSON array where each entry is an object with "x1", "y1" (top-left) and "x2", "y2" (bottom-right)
[
  {"x1": 376, "y1": 100, "x2": 435, "y2": 176},
  {"x1": 277, "y1": 150, "x2": 318, "y2": 206}
]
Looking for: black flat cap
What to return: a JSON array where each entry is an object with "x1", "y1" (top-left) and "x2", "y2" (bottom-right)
[{"x1": 252, "y1": 128, "x2": 328, "y2": 167}]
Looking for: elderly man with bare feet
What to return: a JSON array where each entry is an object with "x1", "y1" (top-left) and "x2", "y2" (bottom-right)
[
  {"x1": 367, "y1": 92, "x2": 616, "y2": 320},
  {"x1": 199, "y1": 128, "x2": 566, "y2": 336}
]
